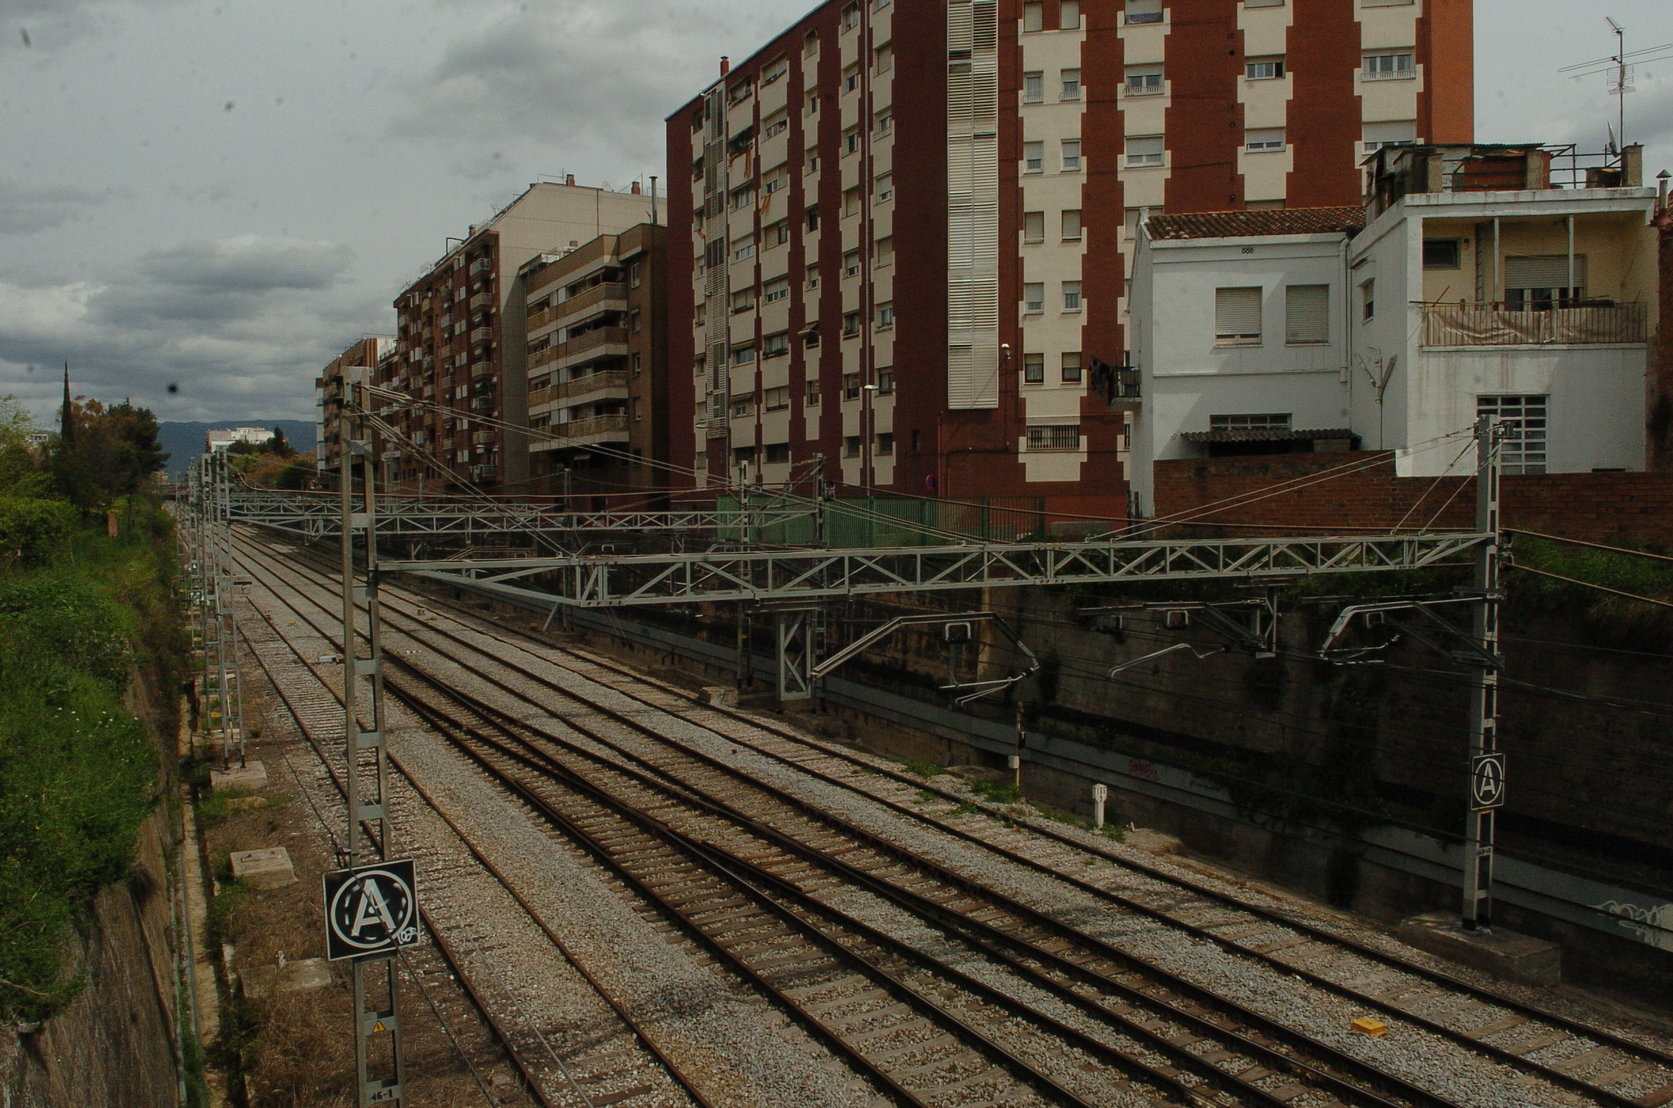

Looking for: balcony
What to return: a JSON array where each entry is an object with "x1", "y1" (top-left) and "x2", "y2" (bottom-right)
[
  {"x1": 556, "y1": 369, "x2": 629, "y2": 406},
  {"x1": 1421, "y1": 301, "x2": 1648, "y2": 347},
  {"x1": 535, "y1": 411, "x2": 632, "y2": 451},
  {"x1": 557, "y1": 326, "x2": 630, "y2": 369},
  {"x1": 470, "y1": 326, "x2": 493, "y2": 347},
  {"x1": 555, "y1": 281, "x2": 628, "y2": 324},
  {"x1": 1092, "y1": 362, "x2": 1142, "y2": 409},
  {"x1": 469, "y1": 257, "x2": 491, "y2": 277},
  {"x1": 470, "y1": 291, "x2": 492, "y2": 312}
]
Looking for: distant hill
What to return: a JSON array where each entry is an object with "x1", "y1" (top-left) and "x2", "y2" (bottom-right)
[{"x1": 158, "y1": 420, "x2": 317, "y2": 478}]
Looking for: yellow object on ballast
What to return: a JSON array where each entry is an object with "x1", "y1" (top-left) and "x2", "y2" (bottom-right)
[{"x1": 1351, "y1": 1018, "x2": 1389, "y2": 1037}]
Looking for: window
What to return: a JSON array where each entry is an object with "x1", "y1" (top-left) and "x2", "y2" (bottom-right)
[
  {"x1": 842, "y1": 3, "x2": 860, "y2": 30},
  {"x1": 764, "y1": 112, "x2": 789, "y2": 139},
  {"x1": 761, "y1": 330, "x2": 790, "y2": 357},
  {"x1": 1023, "y1": 210, "x2": 1045, "y2": 243},
  {"x1": 844, "y1": 435, "x2": 861, "y2": 457},
  {"x1": 731, "y1": 288, "x2": 755, "y2": 314},
  {"x1": 763, "y1": 169, "x2": 787, "y2": 195},
  {"x1": 765, "y1": 442, "x2": 791, "y2": 464},
  {"x1": 1359, "y1": 279, "x2": 1375, "y2": 321},
  {"x1": 804, "y1": 28, "x2": 820, "y2": 55},
  {"x1": 693, "y1": 355, "x2": 705, "y2": 377},
  {"x1": 1061, "y1": 209, "x2": 1083, "y2": 241},
  {"x1": 731, "y1": 183, "x2": 756, "y2": 210},
  {"x1": 875, "y1": 108, "x2": 893, "y2": 134},
  {"x1": 1024, "y1": 282, "x2": 1045, "y2": 313},
  {"x1": 1362, "y1": 120, "x2": 1417, "y2": 155},
  {"x1": 806, "y1": 206, "x2": 820, "y2": 231},
  {"x1": 1211, "y1": 413, "x2": 1289, "y2": 432},
  {"x1": 763, "y1": 58, "x2": 788, "y2": 85},
  {"x1": 731, "y1": 393, "x2": 754, "y2": 417},
  {"x1": 1024, "y1": 141, "x2": 1045, "y2": 173},
  {"x1": 843, "y1": 373, "x2": 862, "y2": 399},
  {"x1": 1061, "y1": 139, "x2": 1082, "y2": 172},
  {"x1": 1023, "y1": 2, "x2": 1044, "y2": 32},
  {"x1": 1125, "y1": 65, "x2": 1164, "y2": 96},
  {"x1": 875, "y1": 172, "x2": 893, "y2": 201},
  {"x1": 844, "y1": 187, "x2": 861, "y2": 215},
  {"x1": 765, "y1": 276, "x2": 790, "y2": 303},
  {"x1": 843, "y1": 64, "x2": 861, "y2": 92},
  {"x1": 629, "y1": 307, "x2": 641, "y2": 333},
  {"x1": 1505, "y1": 255, "x2": 1587, "y2": 309},
  {"x1": 1285, "y1": 285, "x2": 1329, "y2": 345},
  {"x1": 1062, "y1": 280, "x2": 1083, "y2": 311},
  {"x1": 1126, "y1": 0, "x2": 1163, "y2": 24},
  {"x1": 732, "y1": 344, "x2": 756, "y2": 365},
  {"x1": 732, "y1": 237, "x2": 756, "y2": 262},
  {"x1": 629, "y1": 261, "x2": 643, "y2": 288},
  {"x1": 633, "y1": 352, "x2": 643, "y2": 375},
  {"x1": 807, "y1": 91, "x2": 820, "y2": 115},
  {"x1": 1061, "y1": 68, "x2": 1081, "y2": 100},
  {"x1": 1245, "y1": 57, "x2": 1285, "y2": 80},
  {"x1": 806, "y1": 263, "x2": 820, "y2": 288},
  {"x1": 1245, "y1": 0, "x2": 1283, "y2": 6},
  {"x1": 874, "y1": 42, "x2": 893, "y2": 72},
  {"x1": 1478, "y1": 395, "x2": 1547, "y2": 473},
  {"x1": 1215, "y1": 286, "x2": 1262, "y2": 344},
  {"x1": 1023, "y1": 353, "x2": 1045, "y2": 383},
  {"x1": 1423, "y1": 239, "x2": 1462, "y2": 270},
  {"x1": 844, "y1": 126, "x2": 861, "y2": 154},
  {"x1": 876, "y1": 432, "x2": 894, "y2": 456},
  {"x1": 1126, "y1": 135, "x2": 1164, "y2": 167},
  {"x1": 1061, "y1": 350, "x2": 1082, "y2": 383},
  {"x1": 767, "y1": 220, "x2": 791, "y2": 246},
  {"x1": 805, "y1": 379, "x2": 821, "y2": 405},
  {"x1": 876, "y1": 302, "x2": 894, "y2": 329},
  {"x1": 764, "y1": 385, "x2": 790, "y2": 410},
  {"x1": 1363, "y1": 52, "x2": 1415, "y2": 81},
  {"x1": 1245, "y1": 128, "x2": 1285, "y2": 152},
  {"x1": 1060, "y1": 1, "x2": 1081, "y2": 28},
  {"x1": 874, "y1": 236, "x2": 894, "y2": 266},
  {"x1": 842, "y1": 311, "x2": 861, "y2": 336},
  {"x1": 843, "y1": 250, "x2": 861, "y2": 278},
  {"x1": 1027, "y1": 423, "x2": 1082, "y2": 450},
  {"x1": 877, "y1": 368, "x2": 894, "y2": 393},
  {"x1": 1024, "y1": 71, "x2": 1044, "y2": 103}
]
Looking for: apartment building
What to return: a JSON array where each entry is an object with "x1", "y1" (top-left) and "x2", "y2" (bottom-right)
[
  {"x1": 665, "y1": 0, "x2": 1472, "y2": 501},
  {"x1": 1127, "y1": 144, "x2": 1660, "y2": 512},
  {"x1": 521, "y1": 223, "x2": 669, "y2": 499},
  {"x1": 314, "y1": 336, "x2": 394, "y2": 478},
  {"x1": 382, "y1": 179, "x2": 658, "y2": 494}
]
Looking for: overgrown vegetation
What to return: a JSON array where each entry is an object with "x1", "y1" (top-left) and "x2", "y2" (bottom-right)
[
  {"x1": 0, "y1": 394, "x2": 180, "y2": 1022},
  {"x1": 1508, "y1": 534, "x2": 1673, "y2": 649}
]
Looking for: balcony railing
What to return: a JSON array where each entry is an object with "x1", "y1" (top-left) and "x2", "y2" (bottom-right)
[
  {"x1": 1422, "y1": 301, "x2": 1647, "y2": 347},
  {"x1": 558, "y1": 326, "x2": 630, "y2": 367},
  {"x1": 558, "y1": 413, "x2": 630, "y2": 442},
  {"x1": 555, "y1": 281, "x2": 628, "y2": 323},
  {"x1": 556, "y1": 369, "x2": 629, "y2": 405}
]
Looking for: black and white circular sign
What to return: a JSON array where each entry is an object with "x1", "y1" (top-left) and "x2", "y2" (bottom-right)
[
  {"x1": 1471, "y1": 753, "x2": 1506, "y2": 810},
  {"x1": 322, "y1": 860, "x2": 420, "y2": 960}
]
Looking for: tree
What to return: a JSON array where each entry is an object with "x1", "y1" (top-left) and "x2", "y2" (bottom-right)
[
  {"x1": 0, "y1": 397, "x2": 47, "y2": 499},
  {"x1": 266, "y1": 425, "x2": 295, "y2": 458},
  {"x1": 48, "y1": 399, "x2": 170, "y2": 513}
]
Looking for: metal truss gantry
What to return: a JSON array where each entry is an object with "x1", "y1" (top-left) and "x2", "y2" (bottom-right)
[{"x1": 186, "y1": 452, "x2": 247, "y2": 767}]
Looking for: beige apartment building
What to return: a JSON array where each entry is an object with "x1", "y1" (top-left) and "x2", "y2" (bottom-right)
[
  {"x1": 381, "y1": 179, "x2": 659, "y2": 494},
  {"x1": 521, "y1": 223, "x2": 669, "y2": 500}
]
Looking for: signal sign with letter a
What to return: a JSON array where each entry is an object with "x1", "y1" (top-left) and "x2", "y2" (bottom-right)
[{"x1": 322, "y1": 859, "x2": 421, "y2": 961}]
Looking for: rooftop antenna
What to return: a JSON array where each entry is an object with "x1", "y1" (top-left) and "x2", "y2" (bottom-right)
[
  {"x1": 1561, "y1": 20, "x2": 1673, "y2": 155},
  {"x1": 1607, "y1": 17, "x2": 1626, "y2": 152}
]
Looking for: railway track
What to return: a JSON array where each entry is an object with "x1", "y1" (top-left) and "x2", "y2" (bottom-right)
[{"x1": 231, "y1": 527, "x2": 1673, "y2": 1108}]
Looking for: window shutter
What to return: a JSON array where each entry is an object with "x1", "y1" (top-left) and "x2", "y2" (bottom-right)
[
  {"x1": 1285, "y1": 285, "x2": 1329, "y2": 343},
  {"x1": 1215, "y1": 287, "x2": 1262, "y2": 340},
  {"x1": 1504, "y1": 255, "x2": 1586, "y2": 290}
]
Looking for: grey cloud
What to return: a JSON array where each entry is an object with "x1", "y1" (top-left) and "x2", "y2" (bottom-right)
[
  {"x1": 0, "y1": 234, "x2": 379, "y2": 421},
  {"x1": 0, "y1": 179, "x2": 112, "y2": 235}
]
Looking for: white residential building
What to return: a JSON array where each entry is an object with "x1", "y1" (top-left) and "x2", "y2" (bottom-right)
[{"x1": 1128, "y1": 144, "x2": 1660, "y2": 514}]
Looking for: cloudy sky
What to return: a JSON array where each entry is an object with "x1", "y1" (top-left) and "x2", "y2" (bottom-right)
[{"x1": 2, "y1": 0, "x2": 1668, "y2": 427}]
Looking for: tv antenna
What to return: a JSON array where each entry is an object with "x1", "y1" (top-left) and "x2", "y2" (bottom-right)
[{"x1": 1559, "y1": 18, "x2": 1673, "y2": 154}]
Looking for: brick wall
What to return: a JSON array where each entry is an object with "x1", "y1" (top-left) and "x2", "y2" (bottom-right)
[{"x1": 1154, "y1": 452, "x2": 1673, "y2": 546}]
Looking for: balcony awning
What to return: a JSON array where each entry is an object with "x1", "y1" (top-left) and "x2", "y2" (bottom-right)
[{"x1": 1180, "y1": 427, "x2": 1355, "y2": 444}]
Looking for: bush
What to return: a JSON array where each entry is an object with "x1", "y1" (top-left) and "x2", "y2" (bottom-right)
[
  {"x1": 0, "y1": 496, "x2": 77, "y2": 570},
  {"x1": 0, "y1": 506, "x2": 173, "y2": 1021}
]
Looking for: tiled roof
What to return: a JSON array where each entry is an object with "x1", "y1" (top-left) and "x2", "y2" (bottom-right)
[{"x1": 1147, "y1": 206, "x2": 1366, "y2": 241}]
